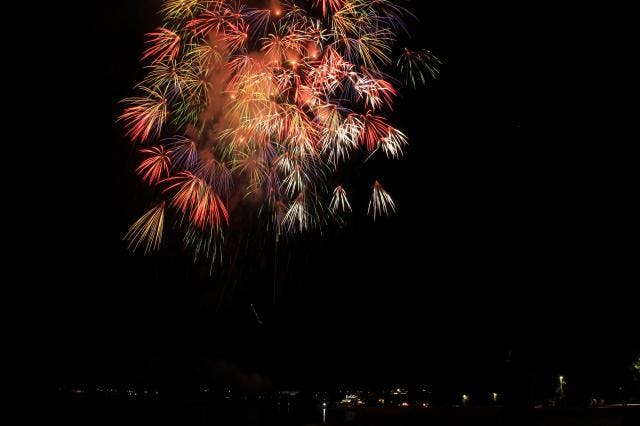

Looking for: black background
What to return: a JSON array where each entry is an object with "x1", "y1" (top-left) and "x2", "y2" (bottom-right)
[{"x1": 2, "y1": 0, "x2": 636, "y2": 398}]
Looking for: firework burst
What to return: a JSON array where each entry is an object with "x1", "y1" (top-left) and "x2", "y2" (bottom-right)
[{"x1": 120, "y1": 0, "x2": 438, "y2": 265}]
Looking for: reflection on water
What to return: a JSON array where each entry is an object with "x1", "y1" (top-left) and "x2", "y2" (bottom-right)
[
  {"x1": 48, "y1": 398, "x2": 339, "y2": 426},
  {"x1": 37, "y1": 394, "x2": 640, "y2": 426}
]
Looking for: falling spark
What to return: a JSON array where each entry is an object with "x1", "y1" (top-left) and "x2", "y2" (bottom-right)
[
  {"x1": 119, "y1": 87, "x2": 168, "y2": 143},
  {"x1": 136, "y1": 146, "x2": 172, "y2": 185},
  {"x1": 123, "y1": 202, "x2": 166, "y2": 254},
  {"x1": 368, "y1": 181, "x2": 395, "y2": 219},
  {"x1": 397, "y1": 48, "x2": 442, "y2": 88},
  {"x1": 330, "y1": 185, "x2": 351, "y2": 213},
  {"x1": 142, "y1": 28, "x2": 182, "y2": 63}
]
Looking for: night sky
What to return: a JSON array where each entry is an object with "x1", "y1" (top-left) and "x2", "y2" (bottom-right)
[{"x1": 3, "y1": 1, "x2": 636, "y2": 396}]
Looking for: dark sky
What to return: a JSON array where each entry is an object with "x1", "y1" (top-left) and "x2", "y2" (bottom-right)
[{"x1": 3, "y1": 1, "x2": 636, "y2": 394}]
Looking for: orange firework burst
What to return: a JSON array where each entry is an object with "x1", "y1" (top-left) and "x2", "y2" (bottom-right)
[{"x1": 120, "y1": 0, "x2": 439, "y2": 266}]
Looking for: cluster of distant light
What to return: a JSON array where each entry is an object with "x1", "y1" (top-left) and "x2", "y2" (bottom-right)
[
  {"x1": 62, "y1": 386, "x2": 160, "y2": 400},
  {"x1": 120, "y1": 0, "x2": 439, "y2": 265}
]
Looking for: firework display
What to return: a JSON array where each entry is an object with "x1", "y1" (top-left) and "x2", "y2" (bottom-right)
[{"x1": 120, "y1": 0, "x2": 438, "y2": 264}]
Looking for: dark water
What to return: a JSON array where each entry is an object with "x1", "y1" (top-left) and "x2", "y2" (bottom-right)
[
  {"x1": 19, "y1": 399, "x2": 326, "y2": 426},
  {"x1": 339, "y1": 407, "x2": 639, "y2": 426},
  {"x1": 8, "y1": 400, "x2": 640, "y2": 426}
]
